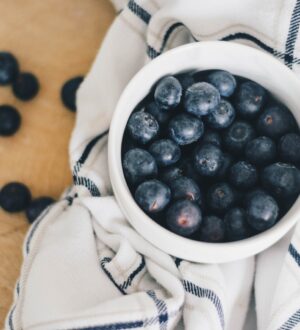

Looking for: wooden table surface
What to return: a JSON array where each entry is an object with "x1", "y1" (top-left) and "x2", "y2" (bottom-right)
[{"x1": 0, "y1": 1, "x2": 115, "y2": 325}]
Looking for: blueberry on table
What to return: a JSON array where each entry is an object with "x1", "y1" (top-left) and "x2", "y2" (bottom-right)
[
  {"x1": 229, "y1": 161, "x2": 258, "y2": 190},
  {"x1": 279, "y1": 133, "x2": 300, "y2": 163},
  {"x1": 224, "y1": 120, "x2": 256, "y2": 154},
  {"x1": 0, "y1": 182, "x2": 31, "y2": 212},
  {"x1": 184, "y1": 82, "x2": 221, "y2": 117},
  {"x1": 146, "y1": 101, "x2": 171, "y2": 125},
  {"x1": 261, "y1": 162, "x2": 300, "y2": 198},
  {"x1": 154, "y1": 76, "x2": 182, "y2": 110},
  {"x1": 25, "y1": 197, "x2": 55, "y2": 223},
  {"x1": 127, "y1": 111, "x2": 159, "y2": 144},
  {"x1": 215, "y1": 153, "x2": 233, "y2": 180},
  {"x1": 12, "y1": 72, "x2": 39, "y2": 101},
  {"x1": 135, "y1": 179, "x2": 171, "y2": 213},
  {"x1": 224, "y1": 208, "x2": 250, "y2": 241},
  {"x1": 207, "y1": 70, "x2": 237, "y2": 97},
  {"x1": 246, "y1": 190, "x2": 279, "y2": 231},
  {"x1": 194, "y1": 143, "x2": 224, "y2": 177},
  {"x1": 245, "y1": 136, "x2": 276, "y2": 166},
  {"x1": 256, "y1": 105, "x2": 297, "y2": 139},
  {"x1": 0, "y1": 52, "x2": 19, "y2": 85},
  {"x1": 202, "y1": 129, "x2": 222, "y2": 147},
  {"x1": 166, "y1": 199, "x2": 202, "y2": 237},
  {"x1": 149, "y1": 139, "x2": 181, "y2": 167},
  {"x1": 159, "y1": 166, "x2": 183, "y2": 184},
  {"x1": 169, "y1": 176, "x2": 202, "y2": 203},
  {"x1": 235, "y1": 81, "x2": 266, "y2": 119},
  {"x1": 123, "y1": 148, "x2": 157, "y2": 185},
  {"x1": 207, "y1": 182, "x2": 236, "y2": 214},
  {"x1": 61, "y1": 76, "x2": 84, "y2": 111},
  {"x1": 200, "y1": 215, "x2": 225, "y2": 243},
  {"x1": 0, "y1": 105, "x2": 21, "y2": 136},
  {"x1": 206, "y1": 99, "x2": 235, "y2": 129},
  {"x1": 168, "y1": 113, "x2": 204, "y2": 145}
]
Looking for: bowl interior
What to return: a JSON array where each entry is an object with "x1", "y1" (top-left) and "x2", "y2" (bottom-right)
[{"x1": 108, "y1": 41, "x2": 300, "y2": 263}]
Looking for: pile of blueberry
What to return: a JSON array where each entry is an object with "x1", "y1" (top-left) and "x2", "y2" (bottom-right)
[{"x1": 122, "y1": 70, "x2": 300, "y2": 242}]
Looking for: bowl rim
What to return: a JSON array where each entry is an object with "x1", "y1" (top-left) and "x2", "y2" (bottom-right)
[{"x1": 108, "y1": 41, "x2": 300, "y2": 262}]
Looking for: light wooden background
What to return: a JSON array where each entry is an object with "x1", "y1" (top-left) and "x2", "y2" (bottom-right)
[{"x1": 0, "y1": 1, "x2": 115, "y2": 325}]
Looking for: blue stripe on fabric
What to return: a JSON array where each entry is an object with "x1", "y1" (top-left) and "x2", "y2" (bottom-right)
[
  {"x1": 278, "y1": 309, "x2": 300, "y2": 330},
  {"x1": 8, "y1": 306, "x2": 15, "y2": 330},
  {"x1": 183, "y1": 280, "x2": 225, "y2": 330},
  {"x1": 128, "y1": 0, "x2": 151, "y2": 24},
  {"x1": 147, "y1": 290, "x2": 168, "y2": 330},
  {"x1": 289, "y1": 243, "x2": 300, "y2": 267},
  {"x1": 174, "y1": 257, "x2": 183, "y2": 268},
  {"x1": 285, "y1": 0, "x2": 300, "y2": 68},
  {"x1": 71, "y1": 320, "x2": 144, "y2": 330},
  {"x1": 121, "y1": 257, "x2": 146, "y2": 290},
  {"x1": 100, "y1": 257, "x2": 126, "y2": 295}
]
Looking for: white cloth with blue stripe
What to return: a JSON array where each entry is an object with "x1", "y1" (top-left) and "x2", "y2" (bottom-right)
[{"x1": 6, "y1": 0, "x2": 300, "y2": 329}]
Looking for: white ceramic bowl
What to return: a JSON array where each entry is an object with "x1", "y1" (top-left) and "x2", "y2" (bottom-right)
[{"x1": 108, "y1": 41, "x2": 300, "y2": 263}]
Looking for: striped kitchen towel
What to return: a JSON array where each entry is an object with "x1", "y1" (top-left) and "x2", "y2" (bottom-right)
[{"x1": 6, "y1": 0, "x2": 300, "y2": 329}]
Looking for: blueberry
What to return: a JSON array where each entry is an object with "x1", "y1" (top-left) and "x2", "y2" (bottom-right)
[
  {"x1": 168, "y1": 113, "x2": 204, "y2": 145},
  {"x1": 224, "y1": 121, "x2": 256, "y2": 154},
  {"x1": 135, "y1": 179, "x2": 171, "y2": 213},
  {"x1": 61, "y1": 76, "x2": 84, "y2": 111},
  {"x1": 207, "y1": 182, "x2": 236, "y2": 214},
  {"x1": 0, "y1": 52, "x2": 19, "y2": 85},
  {"x1": 245, "y1": 136, "x2": 276, "y2": 166},
  {"x1": 184, "y1": 82, "x2": 221, "y2": 117},
  {"x1": 146, "y1": 101, "x2": 171, "y2": 124},
  {"x1": 160, "y1": 166, "x2": 183, "y2": 183},
  {"x1": 123, "y1": 148, "x2": 157, "y2": 185},
  {"x1": 194, "y1": 143, "x2": 223, "y2": 177},
  {"x1": 127, "y1": 111, "x2": 159, "y2": 144},
  {"x1": 261, "y1": 162, "x2": 300, "y2": 198},
  {"x1": 12, "y1": 72, "x2": 39, "y2": 101},
  {"x1": 207, "y1": 70, "x2": 236, "y2": 97},
  {"x1": 25, "y1": 197, "x2": 55, "y2": 223},
  {"x1": 202, "y1": 129, "x2": 222, "y2": 147},
  {"x1": 224, "y1": 208, "x2": 250, "y2": 241},
  {"x1": 149, "y1": 139, "x2": 181, "y2": 167},
  {"x1": 206, "y1": 99, "x2": 235, "y2": 129},
  {"x1": 235, "y1": 81, "x2": 266, "y2": 119},
  {"x1": 229, "y1": 161, "x2": 257, "y2": 190},
  {"x1": 246, "y1": 190, "x2": 279, "y2": 231},
  {"x1": 216, "y1": 153, "x2": 233, "y2": 180},
  {"x1": 0, "y1": 182, "x2": 31, "y2": 212},
  {"x1": 154, "y1": 76, "x2": 182, "y2": 110},
  {"x1": 257, "y1": 105, "x2": 297, "y2": 139},
  {"x1": 175, "y1": 72, "x2": 195, "y2": 92},
  {"x1": 166, "y1": 200, "x2": 202, "y2": 236},
  {"x1": 200, "y1": 215, "x2": 225, "y2": 242},
  {"x1": 169, "y1": 176, "x2": 202, "y2": 203},
  {"x1": 279, "y1": 133, "x2": 300, "y2": 163},
  {"x1": 0, "y1": 105, "x2": 21, "y2": 136}
]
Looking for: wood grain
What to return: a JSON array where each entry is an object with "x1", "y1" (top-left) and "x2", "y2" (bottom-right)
[{"x1": 0, "y1": 1, "x2": 115, "y2": 325}]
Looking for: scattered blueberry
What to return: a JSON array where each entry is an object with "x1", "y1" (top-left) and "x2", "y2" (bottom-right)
[
  {"x1": 200, "y1": 215, "x2": 225, "y2": 242},
  {"x1": 160, "y1": 166, "x2": 183, "y2": 183},
  {"x1": 261, "y1": 162, "x2": 300, "y2": 198},
  {"x1": 224, "y1": 208, "x2": 249, "y2": 241},
  {"x1": 25, "y1": 197, "x2": 55, "y2": 223},
  {"x1": 257, "y1": 105, "x2": 297, "y2": 139},
  {"x1": 202, "y1": 129, "x2": 222, "y2": 147},
  {"x1": 246, "y1": 190, "x2": 278, "y2": 231},
  {"x1": 149, "y1": 139, "x2": 181, "y2": 167},
  {"x1": 224, "y1": 120, "x2": 256, "y2": 154},
  {"x1": 279, "y1": 133, "x2": 300, "y2": 163},
  {"x1": 229, "y1": 161, "x2": 257, "y2": 190},
  {"x1": 154, "y1": 76, "x2": 182, "y2": 110},
  {"x1": 207, "y1": 182, "x2": 236, "y2": 214},
  {"x1": 184, "y1": 82, "x2": 220, "y2": 117},
  {"x1": 169, "y1": 176, "x2": 202, "y2": 203},
  {"x1": 166, "y1": 200, "x2": 202, "y2": 236},
  {"x1": 168, "y1": 113, "x2": 204, "y2": 145},
  {"x1": 0, "y1": 105, "x2": 21, "y2": 136},
  {"x1": 135, "y1": 179, "x2": 171, "y2": 213},
  {"x1": 194, "y1": 143, "x2": 223, "y2": 177},
  {"x1": 146, "y1": 101, "x2": 171, "y2": 124},
  {"x1": 12, "y1": 72, "x2": 39, "y2": 101},
  {"x1": 123, "y1": 148, "x2": 157, "y2": 185},
  {"x1": 206, "y1": 99, "x2": 235, "y2": 129},
  {"x1": 207, "y1": 70, "x2": 236, "y2": 97},
  {"x1": 235, "y1": 81, "x2": 266, "y2": 119},
  {"x1": 61, "y1": 76, "x2": 84, "y2": 111},
  {"x1": 245, "y1": 136, "x2": 276, "y2": 166},
  {"x1": 127, "y1": 111, "x2": 159, "y2": 144},
  {"x1": 0, "y1": 52, "x2": 19, "y2": 85},
  {"x1": 0, "y1": 182, "x2": 31, "y2": 212}
]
